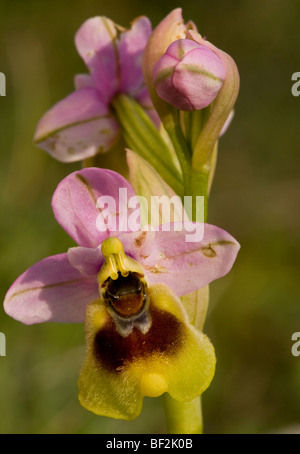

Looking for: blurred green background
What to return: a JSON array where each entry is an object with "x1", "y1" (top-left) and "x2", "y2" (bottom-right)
[{"x1": 0, "y1": 0, "x2": 300, "y2": 434}]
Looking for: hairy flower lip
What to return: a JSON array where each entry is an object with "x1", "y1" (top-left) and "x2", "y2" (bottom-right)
[{"x1": 78, "y1": 283, "x2": 217, "y2": 420}]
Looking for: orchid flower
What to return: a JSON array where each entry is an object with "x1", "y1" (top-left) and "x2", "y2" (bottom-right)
[
  {"x1": 4, "y1": 167, "x2": 240, "y2": 420},
  {"x1": 34, "y1": 16, "x2": 157, "y2": 163}
]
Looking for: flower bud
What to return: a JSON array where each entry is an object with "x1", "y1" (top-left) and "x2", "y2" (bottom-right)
[{"x1": 153, "y1": 39, "x2": 226, "y2": 111}]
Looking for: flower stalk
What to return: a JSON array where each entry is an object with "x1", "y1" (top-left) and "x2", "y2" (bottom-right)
[{"x1": 163, "y1": 395, "x2": 203, "y2": 434}]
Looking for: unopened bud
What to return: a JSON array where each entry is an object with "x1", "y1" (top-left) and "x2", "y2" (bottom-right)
[{"x1": 153, "y1": 39, "x2": 226, "y2": 111}]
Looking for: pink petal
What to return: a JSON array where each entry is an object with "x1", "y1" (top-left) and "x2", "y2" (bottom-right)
[
  {"x1": 154, "y1": 40, "x2": 225, "y2": 111},
  {"x1": 118, "y1": 229, "x2": 156, "y2": 263},
  {"x1": 173, "y1": 46, "x2": 225, "y2": 110},
  {"x1": 118, "y1": 16, "x2": 152, "y2": 97},
  {"x1": 34, "y1": 87, "x2": 119, "y2": 162},
  {"x1": 142, "y1": 8, "x2": 187, "y2": 114},
  {"x1": 4, "y1": 254, "x2": 99, "y2": 325},
  {"x1": 120, "y1": 224, "x2": 240, "y2": 296},
  {"x1": 52, "y1": 168, "x2": 140, "y2": 249},
  {"x1": 153, "y1": 53, "x2": 190, "y2": 109},
  {"x1": 67, "y1": 246, "x2": 103, "y2": 276},
  {"x1": 75, "y1": 17, "x2": 120, "y2": 104}
]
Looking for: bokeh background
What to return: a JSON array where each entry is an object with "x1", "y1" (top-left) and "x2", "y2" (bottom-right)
[{"x1": 0, "y1": 0, "x2": 300, "y2": 434}]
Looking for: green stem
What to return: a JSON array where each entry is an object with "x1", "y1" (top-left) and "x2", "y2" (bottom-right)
[
  {"x1": 163, "y1": 395, "x2": 203, "y2": 434},
  {"x1": 185, "y1": 167, "x2": 209, "y2": 222},
  {"x1": 159, "y1": 109, "x2": 192, "y2": 193}
]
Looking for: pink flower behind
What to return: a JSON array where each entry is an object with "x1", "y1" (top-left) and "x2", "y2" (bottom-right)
[{"x1": 34, "y1": 16, "x2": 155, "y2": 162}]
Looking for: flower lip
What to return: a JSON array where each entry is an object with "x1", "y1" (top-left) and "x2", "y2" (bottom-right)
[{"x1": 79, "y1": 282, "x2": 216, "y2": 419}]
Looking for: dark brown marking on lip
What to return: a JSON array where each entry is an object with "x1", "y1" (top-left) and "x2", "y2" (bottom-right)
[{"x1": 93, "y1": 307, "x2": 185, "y2": 373}]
